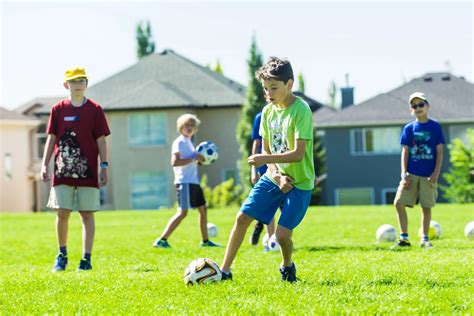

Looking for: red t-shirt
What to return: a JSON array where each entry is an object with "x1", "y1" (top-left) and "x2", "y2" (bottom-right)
[{"x1": 47, "y1": 98, "x2": 111, "y2": 188}]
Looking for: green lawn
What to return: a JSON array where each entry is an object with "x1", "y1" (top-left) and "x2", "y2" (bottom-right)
[{"x1": 1, "y1": 204, "x2": 473, "y2": 314}]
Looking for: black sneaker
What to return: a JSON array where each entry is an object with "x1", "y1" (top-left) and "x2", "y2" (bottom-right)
[
  {"x1": 51, "y1": 253, "x2": 68, "y2": 272},
  {"x1": 390, "y1": 238, "x2": 411, "y2": 250},
  {"x1": 77, "y1": 258, "x2": 92, "y2": 271},
  {"x1": 250, "y1": 221, "x2": 264, "y2": 245},
  {"x1": 221, "y1": 270, "x2": 233, "y2": 281},
  {"x1": 280, "y1": 262, "x2": 297, "y2": 283}
]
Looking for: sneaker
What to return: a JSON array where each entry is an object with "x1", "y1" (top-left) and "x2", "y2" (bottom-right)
[
  {"x1": 280, "y1": 262, "x2": 297, "y2": 283},
  {"x1": 250, "y1": 221, "x2": 264, "y2": 245},
  {"x1": 153, "y1": 238, "x2": 171, "y2": 248},
  {"x1": 200, "y1": 240, "x2": 222, "y2": 247},
  {"x1": 51, "y1": 253, "x2": 68, "y2": 272},
  {"x1": 77, "y1": 258, "x2": 92, "y2": 271},
  {"x1": 390, "y1": 238, "x2": 411, "y2": 249},
  {"x1": 263, "y1": 245, "x2": 271, "y2": 253},
  {"x1": 420, "y1": 240, "x2": 433, "y2": 249},
  {"x1": 221, "y1": 270, "x2": 233, "y2": 281}
]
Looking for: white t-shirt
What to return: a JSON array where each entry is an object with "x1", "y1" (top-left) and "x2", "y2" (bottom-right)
[{"x1": 171, "y1": 135, "x2": 199, "y2": 184}]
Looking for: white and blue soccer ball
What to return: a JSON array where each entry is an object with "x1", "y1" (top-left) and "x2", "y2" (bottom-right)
[
  {"x1": 376, "y1": 224, "x2": 397, "y2": 242},
  {"x1": 430, "y1": 220, "x2": 442, "y2": 239},
  {"x1": 465, "y1": 221, "x2": 474, "y2": 240},
  {"x1": 184, "y1": 258, "x2": 222, "y2": 285},
  {"x1": 207, "y1": 223, "x2": 218, "y2": 237},
  {"x1": 267, "y1": 234, "x2": 280, "y2": 252},
  {"x1": 196, "y1": 141, "x2": 219, "y2": 165}
]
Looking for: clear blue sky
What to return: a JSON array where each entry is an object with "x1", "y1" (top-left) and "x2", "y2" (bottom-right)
[{"x1": 1, "y1": 0, "x2": 472, "y2": 110}]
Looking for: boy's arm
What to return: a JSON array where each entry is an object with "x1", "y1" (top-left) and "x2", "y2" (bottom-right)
[
  {"x1": 248, "y1": 139, "x2": 307, "y2": 167},
  {"x1": 171, "y1": 152, "x2": 204, "y2": 167},
  {"x1": 251, "y1": 139, "x2": 262, "y2": 184},
  {"x1": 401, "y1": 145, "x2": 409, "y2": 176},
  {"x1": 97, "y1": 135, "x2": 108, "y2": 186},
  {"x1": 429, "y1": 144, "x2": 444, "y2": 183},
  {"x1": 41, "y1": 134, "x2": 56, "y2": 182}
]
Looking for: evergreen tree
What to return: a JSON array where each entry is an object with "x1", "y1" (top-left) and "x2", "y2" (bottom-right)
[
  {"x1": 311, "y1": 130, "x2": 326, "y2": 204},
  {"x1": 236, "y1": 35, "x2": 265, "y2": 191},
  {"x1": 441, "y1": 129, "x2": 474, "y2": 203},
  {"x1": 297, "y1": 72, "x2": 305, "y2": 94},
  {"x1": 136, "y1": 20, "x2": 155, "y2": 59}
]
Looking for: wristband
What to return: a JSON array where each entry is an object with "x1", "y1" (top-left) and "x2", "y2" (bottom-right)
[
  {"x1": 100, "y1": 162, "x2": 109, "y2": 169},
  {"x1": 401, "y1": 172, "x2": 409, "y2": 179}
]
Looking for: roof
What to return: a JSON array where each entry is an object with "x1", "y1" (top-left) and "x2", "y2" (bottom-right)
[
  {"x1": 16, "y1": 97, "x2": 64, "y2": 116},
  {"x1": 0, "y1": 107, "x2": 40, "y2": 125},
  {"x1": 315, "y1": 73, "x2": 474, "y2": 127},
  {"x1": 293, "y1": 91, "x2": 328, "y2": 112}
]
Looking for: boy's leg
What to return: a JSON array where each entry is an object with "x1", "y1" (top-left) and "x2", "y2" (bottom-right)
[
  {"x1": 267, "y1": 218, "x2": 276, "y2": 236},
  {"x1": 221, "y1": 212, "x2": 254, "y2": 272},
  {"x1": 275, "y1": 225, "x2": 293, "y2": 267},
  {"x1": 161, "y1": 209, "x2": 188, "y2": 239},
  {"x1": 197, "y1": 204, "x2": 209, "y2": 241},
  {"x1": 79, "y1": 211, "x2": 95, "y2": 255},
  {"x1": 393, "y1": 175, "x2": 419, "y2": 244},
  {"x1": 395, "y1": 204, "x2": 408, "y2": 235},
  {"x1": 421, "y1": 207, "x2": 431, "y2": 237},
  {"x1": 56, "y1": 208, "x2": 72, "y2": 248}
]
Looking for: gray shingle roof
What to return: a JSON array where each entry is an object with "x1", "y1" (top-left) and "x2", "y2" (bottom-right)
[
  {"x1": 315, "y1": 73, "x2": 474, "y2": 127},
  {"x1": 0, "y1": 107, "x2": 39, "y2": 122}
]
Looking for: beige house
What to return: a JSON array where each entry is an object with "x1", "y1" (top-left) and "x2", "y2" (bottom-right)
[
  {"x1": 18, "y1": 50, "x2": 246, "y2": 210},
  {"x1": 0, "y1": 107, "x2": 40, "y2": 212}
]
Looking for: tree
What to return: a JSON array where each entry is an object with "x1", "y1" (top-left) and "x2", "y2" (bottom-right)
[
  {"x1": 213, "y1": 59, "x2": 224, "y2": 75},
  {"x1": 441, "y1": 128, "x2": 474, "y2": 203},
  {"x1": 327, "y1": 80, "x2": 338, "y2": 109},
  {"x1": 311, "y1": 130, "x2": 326, "y2": 204},
  {"x1": 136, "y1": 20, "x2": 155, "y2": 59},
  {"x1": 236, "y1": 35, "x2": 265, "y2": 192},
  {"x1": 297, "y1": 72, "x2": 305, "y2": 94}
]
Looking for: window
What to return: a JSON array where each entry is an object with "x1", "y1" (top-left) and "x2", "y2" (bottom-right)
[
  {"x1": 351, "y1": 127, "x2": 401, "y2": 155},
  {"x1": 450, "y1": 124, "x2": 473, "y2": 144},
  {"x1": 36, "y1": 124, "x2": 47, "y2": 159},
  {"x1": 221, "y1": 168, "x2": 237, "y2": 183},
  {"x1": 335, "y1": 187, "x2": 374, "y2": 205},
  {"x1": 4, "y1": 153, "x2": 12, "y2": 181},
  {"x1": 129, "y1": 113, "x2": 167, "y2": 146},
  {"x1": 130, "y1": 171, "x2": 169, "y2": 209},
  {"x1": 381, "y1": 188, "x2": 397, "y2": 205}
]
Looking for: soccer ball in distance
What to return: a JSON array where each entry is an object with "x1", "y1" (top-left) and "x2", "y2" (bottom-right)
[
  {"x1": 268, "y1": 234, "x2": 280, "y2": 252},
  {"x1": 465, "y1": 221, "x2": 474, "y2": 240},
  {"x1": 262, "y1": 232, "x2": 270, "y2": 247},
  {"x1": 196, "y1": 141, "x2": 219, "y2": 165},
  {"x1": 207, "y1": 223, "x2": 217, "y2": 237},
  {"x1": 184, "y1": 258, "x2": 222, "y2": 285},
  {"x1": 418, "y1": 220, "x2": 441, "y2": 239},
  {"x1": 376, "y1": 224, "x2": 397, "y2": 242}
]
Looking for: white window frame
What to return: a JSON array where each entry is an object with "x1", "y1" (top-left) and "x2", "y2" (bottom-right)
[
  {"x1": 350, "y1": 127, "x2": 401, "y2": 156},
  {"x1": 129, "y1": 171, "x2": 170, "y2": 210},
  {"x1": 335, "y1": 187, "x2": 374, "y2": 205},
  {"x1": 381, "y1": 188, "x2": 398, "y2": 205},
  {"x1": 128, "y1": 113, "x2": 168, "y2": 147},
  {"x1": 35, "y1": 123, "x2": 48, "y2": 159},
  {"x1": 449, "y1": 124, "x2": 474, "y2": 144}
]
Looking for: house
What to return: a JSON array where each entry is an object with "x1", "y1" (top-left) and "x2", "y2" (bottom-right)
[
  {"x1": 0, "y1": 107, "x2": 41, "y2": 212},
  {"x1": 17, "y1": 50, "x2": 246, "y2": 210},
  {"x1": 314, "y1": 73, "x2": 474, "y2": 205}
]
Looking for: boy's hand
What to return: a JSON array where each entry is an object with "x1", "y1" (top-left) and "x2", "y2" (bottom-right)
[
  {"x1": 195, "y1": 154, "x2": 205, "y2": 164},
  {"x1": 99, "y1": 169, "x2": 108, "y2": 186},
  {"x1": 428, "y1": 172, "x2": 438, "y2": 183},
  {"x1": 247, "y1": 154, "x2": 267, "y2": 168},
  {"x1": 278, "y1": 175, "x2": 294, "y2": 193},
  {"x1": 402, "y1": 175, "x2": 411, "y2": 190},
  {"x1": 41, "y1": 165, "x2": 50, "y2": 182},
  {"x1": 251, "y1": 169, "x2": 260, "y2": 185}
]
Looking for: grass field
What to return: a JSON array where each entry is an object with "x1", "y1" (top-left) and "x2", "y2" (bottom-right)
[{"x1": 1, "y1": 204, "x2": 473, "y2": 314}]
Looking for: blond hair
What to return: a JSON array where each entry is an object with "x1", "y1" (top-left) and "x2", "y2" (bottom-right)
[{"x1": 176, "y1": 113, "x2": 201, "y2": 133}]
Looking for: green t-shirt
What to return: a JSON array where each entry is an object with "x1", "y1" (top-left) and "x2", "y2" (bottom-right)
[{"x1": 260, "y1": 97, "x2": 315, "y2": 190}]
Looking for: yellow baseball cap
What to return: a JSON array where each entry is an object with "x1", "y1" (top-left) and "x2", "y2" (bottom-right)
[{"x1": 64, "y1": 67, "x2": 88, "y2": 82}]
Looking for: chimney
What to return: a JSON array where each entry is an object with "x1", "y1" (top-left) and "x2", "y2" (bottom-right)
[{"x1": 340, "y1": 73, "x2": 354, "y2": 109}]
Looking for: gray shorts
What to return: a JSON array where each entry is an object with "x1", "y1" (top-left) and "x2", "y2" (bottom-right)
[{"x1": 47, "y1": 185, "x2": 100, "y2": 211}]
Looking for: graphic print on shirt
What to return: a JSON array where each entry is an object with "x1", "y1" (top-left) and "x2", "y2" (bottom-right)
[
  {"x1": 410, "y1": 131, "x2": 433, "y2": 161},
  {"x1": 55, "y1": 129, "x2": 92, "y2": 179},
  {"x1": 270, "y1": 119, "x2": 289, "y2": 154}
]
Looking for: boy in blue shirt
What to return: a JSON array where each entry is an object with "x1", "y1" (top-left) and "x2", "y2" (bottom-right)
[
  {"x1": 393, "y1": 92, "x2": 445, "y2": 249},
  {"x1": 220, "y1": 57, "x2": 314, "y2": 282}
]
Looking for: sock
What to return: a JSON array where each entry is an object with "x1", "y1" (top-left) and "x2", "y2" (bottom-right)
[
  {"x1": 161, "y1": 237, "x2": 167, "y2": 241},
  {"x1": 59, "y1": 246, "x2": 67, "y2": 256},
  {"x1": 421, "y1": 235, "x2": 429, "y2": 242},
  {"x1": 400, "y1": 233, "x2": 409, "y2": 240},
  {"x1": 84, "y1": 253, "x2": 91, "y2": 261},
  {"x1": 202, "y1": 239, "x2": 209, "y2": 243}
]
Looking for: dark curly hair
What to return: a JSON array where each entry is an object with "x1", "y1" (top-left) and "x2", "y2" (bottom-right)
[{"x1": 255, "y1": 57, "x2": 294, "y2": 83}]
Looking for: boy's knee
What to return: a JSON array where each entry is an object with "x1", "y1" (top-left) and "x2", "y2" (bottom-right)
[
  {"x1": 56, "y1": 209, "x2": 71, "y2": 220},
  {"x1": 275, "y1": 231, "x2": 291, "y2": 244},
  {"x1": 235, "y1": 212, "x2": 253, "y2": 227},
  {"x1": 178, "y1": 210, "x2": 188, "y2": 219}
]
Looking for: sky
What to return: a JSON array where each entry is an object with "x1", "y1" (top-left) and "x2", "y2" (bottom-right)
[{"x1": 1, "y1": 0, "x2": 472, "y2": 110}]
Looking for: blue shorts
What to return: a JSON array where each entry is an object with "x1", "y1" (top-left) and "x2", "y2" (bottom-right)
[{"x1": 240, "y1": 175, "x2": 312, "y2": 230}]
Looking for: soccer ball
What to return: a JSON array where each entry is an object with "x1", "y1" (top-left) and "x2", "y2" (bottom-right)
[
  {"x1": 184, "y1": 258, "x2": 222, "y2": 285},
  {"x1": 262, "y1": 232, "x2": 270, "y2": 247},
  {"x1": 375, "y1": 224, "x2": 397, "y2": 242},
  {"x1": 465, "y1": 221, "x2": 474, "y2": 240},
  {"x1": 196, "y1": 141, "x2": 219, "y2": 165},
  {"x1": 207, "y1": 223, "x2": 218, "y2": 237},
  {"x1": 267, "y1": 234, "x2": 280, "y2": 252},
  {"x1": 418, "y1": 220, "x2": 441, "y2": 239}
]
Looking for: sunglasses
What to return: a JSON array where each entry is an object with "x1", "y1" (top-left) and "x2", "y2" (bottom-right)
[
  {"x1": 68, "y1": 78, "x2": 87, "y2": 84},
  {"x1": 411, "y1": 102, "x2": 426, "y2": 109}
]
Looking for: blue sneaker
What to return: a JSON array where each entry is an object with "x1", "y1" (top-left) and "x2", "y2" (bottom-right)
[
  {"x1": 77, "y1": 258, "x2": 92, "y2": 271},
  {"x1": 200, "y1": 240, "x2": 222, "y2": 247},
  {"x1": 153, "y1": 238, "x2": 171, "y2": 248},
  {"x1": 221, "y1": 270, "x2": 233, "y2": 281},
  {"x1": 51, "y1": 253, "x2": 68, "y2": 272},
  {"x1": 279, "y1": 262, "x2": 297, "y2": 283},
  {"x1": 263, "y1": 245, "x2": 271, "y2": 253}
]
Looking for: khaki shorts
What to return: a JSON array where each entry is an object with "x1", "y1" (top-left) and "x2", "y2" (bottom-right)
[
  {"x1": 47, "y1": 185, "x2": 100, "y2": 211},
  {"x1": 393, "y1": 174, "x2": 438, "y2": 208}
]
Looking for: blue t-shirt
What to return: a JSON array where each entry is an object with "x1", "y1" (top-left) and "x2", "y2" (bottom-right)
[
  {"x1": 251, "y1": 112, "x2": 268, "y2": 175},
  {"x1": 400, "y1": 119, "x2": 445, "y2": 177}
]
